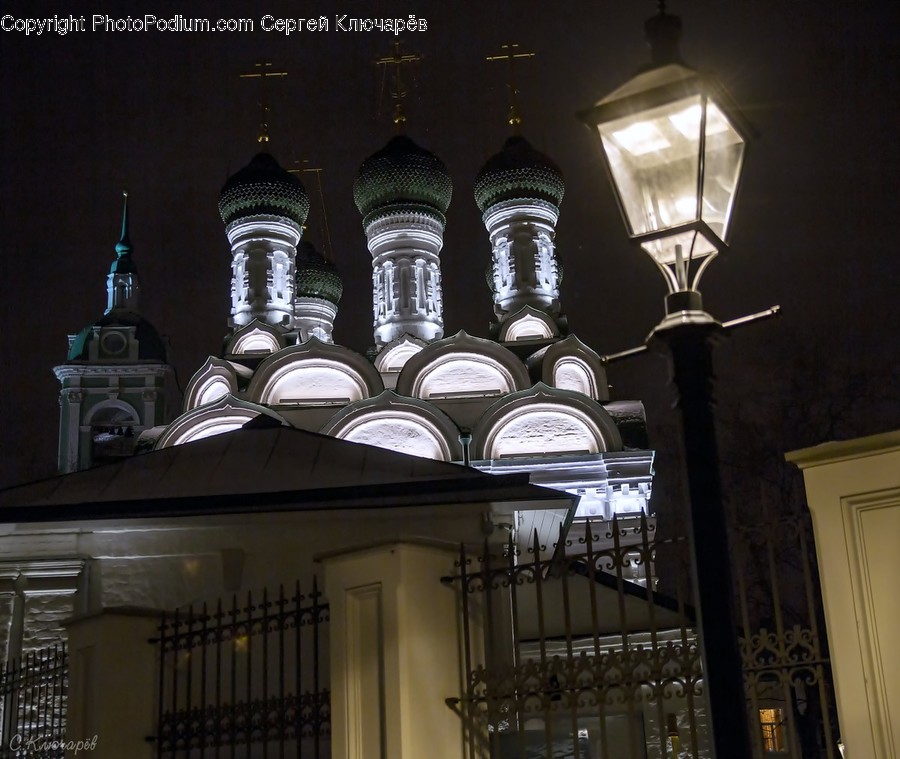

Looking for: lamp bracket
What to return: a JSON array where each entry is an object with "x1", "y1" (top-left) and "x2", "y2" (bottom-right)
[{"x1": 599, "y1": 305, "x2": 781, "y2": 364}]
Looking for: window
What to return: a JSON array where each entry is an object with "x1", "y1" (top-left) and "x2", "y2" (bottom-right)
[{"x1": 759, "y1": 708, "x2": 786, "y2": 753}]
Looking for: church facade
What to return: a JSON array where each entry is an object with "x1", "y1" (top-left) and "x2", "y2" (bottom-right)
[{"x1": 53, "y1": 130, "x2": 655, "y2": 526}]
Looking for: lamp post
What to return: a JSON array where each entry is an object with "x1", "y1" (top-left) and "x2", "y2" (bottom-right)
[{"x1": 580, "y1": 6, "x2": 764, "y2": 759}]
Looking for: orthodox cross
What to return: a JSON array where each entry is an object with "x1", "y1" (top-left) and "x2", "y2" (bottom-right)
[
  {"x1": 376, "y1": 40, "x2": 421, "y2": 129},
  {"x1": 486, "y1": 43, "x2": 535, "y2": 132},
  {"x1": 239, "y1": 62, "x2": 288, "y2": 144},
  {"x1": 289, "y1": 160, "x2": 334, "y2": 261}
]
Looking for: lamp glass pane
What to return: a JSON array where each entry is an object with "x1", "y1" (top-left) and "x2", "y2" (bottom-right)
[
  {"x1": 640, "y1": 229, "x2": 717, "y2": 266},
  {"x1": 701, "y1": 102, "x2": 745, "y2": 241},
  {"x1": 598, "y1": 95, "x2": 703, "y2": 240}
]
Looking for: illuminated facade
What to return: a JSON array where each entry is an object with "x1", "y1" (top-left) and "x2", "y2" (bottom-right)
[{"x1": 124, "y1": 134, "x2": 656, "y2": 523}]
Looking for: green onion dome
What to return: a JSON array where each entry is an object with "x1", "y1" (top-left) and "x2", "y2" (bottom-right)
[
  {"x1": 295, "y1": 241, "x2": 343, "y2": 305},
  {"x1": 353, "y1": 135, "x2": 452, "y2": 226},
  {"x1": 218, "y1": 153, "x2": 310, "y2": 227},
  {"x1": 474, "y1": 135, "x2": 565, "y2": 213}
]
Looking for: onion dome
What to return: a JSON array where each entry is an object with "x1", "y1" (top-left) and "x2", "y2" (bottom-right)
[
  {"x1": 353, "y1": 135, "x2": 452, "y2": 225},
  {"x1": 474, "y1": 135, "x2": 565, "y2": 213},
  {"x1": 218, "y1": 152, "x2": 310, "y2": 227},
  {"x1": 295, "y1": 241, "x2": 343, "y2": 305}
]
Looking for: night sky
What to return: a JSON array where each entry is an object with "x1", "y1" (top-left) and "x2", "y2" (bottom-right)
[{"x1": 1, "y1": 0, "x2": 898, "y2": 497}]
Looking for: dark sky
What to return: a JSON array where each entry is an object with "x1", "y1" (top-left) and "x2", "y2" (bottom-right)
[{"x1": 1, "y1": 0, "x2": 898, "y2": 490}]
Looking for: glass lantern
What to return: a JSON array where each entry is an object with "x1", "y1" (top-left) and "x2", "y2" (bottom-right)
[{"x1": 580, "y1": 63, "x2": 748, "y2": 298}]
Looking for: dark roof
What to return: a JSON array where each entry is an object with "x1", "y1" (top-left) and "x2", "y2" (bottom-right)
[
  {"x1": 67, "y1": 310, "x2": 167, "y2": 362},
  {"x1": 0, "y1": 425, "x2": 574, "y2": 522}
]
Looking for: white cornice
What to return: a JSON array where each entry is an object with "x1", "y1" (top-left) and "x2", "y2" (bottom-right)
[
  {"x1": 0, "y1": 558, "x2": 86, "y2": 595},
  {"x1": 54, "y1": 364, "x2": 172, "y2": 380},
  {"x1": 786, "y1": 429, "x2": 900, "y2": 469}
]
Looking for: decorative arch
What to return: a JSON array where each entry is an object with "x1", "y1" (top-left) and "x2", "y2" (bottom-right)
[
  {"x1": 225, "y1": 319, "x2": 287, "y2": 357},
  {"x1": 526, "y1": 335, "x2": 609, "y2": 402},
  {"x1": 155, "y1": 395, "x2": 287, "y2": 449},
  {"x1": 498, "y1": 305, "x2": 559, "y2": 342},
  {"x1": 374, "y1": 334, "x2": 427, "y2": 374},
  {"x1": 472, "y1": 383, "x2": 622, "y2": 460},
  {"x1": 321, "y1": 391, "x2": 461, "y2": 461},
  {"x1": 84, "y1": 398, "x2": 139, "y2": 426},
  {"x1": 246, "y1": 338, "x2": 384, "y2": 407},
  {"x1": 86, "y1": 399, "x2": 142, "y2": 462},
  {"x1": 396, "y1": 330, "x2": 530, "y2": 401},
  {"x1": 182, "y1": 357, "x2": 249, "y2": 411}
]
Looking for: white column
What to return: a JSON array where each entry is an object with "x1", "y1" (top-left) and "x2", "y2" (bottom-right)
[
  {"x1": 295, "y1": 297, "x2": 338, "y2": 343},
  {"x1": 64, "y1": 609, "x2": 159, "y2": 759},
  {"x1": 59, "y1": 388, "x2": 83, "y2": 474},
  {"x1": 226, "y1": 216, "x2": 300, "y2": 329},
  {"x1": 484, "y1": 199, "x2": 561, "y2": 321},
  {"x1": 366, "y1": 212, "x2": 445, "y2": 347},
  {"x1": 321, "y1": 541, "x2": 464, "y2": 759}
]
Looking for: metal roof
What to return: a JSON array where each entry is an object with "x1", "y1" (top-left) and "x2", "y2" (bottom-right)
[{"x1": 0, "y1": 424, "x2": 574, "y2": 522}]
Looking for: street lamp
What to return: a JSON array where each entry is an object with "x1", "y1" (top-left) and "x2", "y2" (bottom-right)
[
  {"x1": 580, "y1": 6, "x2": 772, "y2": 759},
  {"x1": 580, "y1": 9, "x2": 751, "y2": 331}
]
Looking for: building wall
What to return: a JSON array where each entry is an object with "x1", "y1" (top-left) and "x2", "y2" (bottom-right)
[
  {"x1": 788, "y1": 430, "x2": 900, "y2": 759},
  {"x1": 0, "y1": 502, "x2": 509, "y2": 629}
]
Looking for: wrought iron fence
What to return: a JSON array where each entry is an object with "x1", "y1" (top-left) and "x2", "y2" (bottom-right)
[
  {"x1": 153, "y1": 580, "x2": 330, "y2": 759},
  {"x1": 444, "y1": 511, "x2": 839, "y2": 759},
  {"x1": 0, "y1": 644, "x2": 68, "y2": 759}
]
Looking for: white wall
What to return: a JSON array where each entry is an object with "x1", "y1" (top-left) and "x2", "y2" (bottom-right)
[{"x1": 788, "y1": 430, "x2": 900, "y2": 759}]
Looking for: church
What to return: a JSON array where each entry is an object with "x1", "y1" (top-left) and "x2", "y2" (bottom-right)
[
  {"x1": 51, "y1": 125, "x2": 654, "y2": 525},
  {"x1": 0, "y1": 42, "x2": 723, "y2": 757}
]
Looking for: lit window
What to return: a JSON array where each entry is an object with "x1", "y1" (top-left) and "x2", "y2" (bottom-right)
[{"x1": 759, "y1": 708, "x2": 786, "y2": 753}]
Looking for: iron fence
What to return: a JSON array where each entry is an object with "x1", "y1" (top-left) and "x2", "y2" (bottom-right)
[
  {"x1": 444, "y1": 511, "x2": 838, "y2": 759},
  {"x1": 153, "y1": 580, "x2": 330, "y2": 759},
  {"x1": 0, "y1": 645, "x2": 67, "y2": 759}
]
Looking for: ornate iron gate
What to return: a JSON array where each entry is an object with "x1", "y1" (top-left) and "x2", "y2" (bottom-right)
[{"x1": 445, "y1": 511, "x2": 838, "y2": 758}]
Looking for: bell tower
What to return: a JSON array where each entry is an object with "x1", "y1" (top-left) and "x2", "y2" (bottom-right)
[{"x1": 54, "y1": 193, "x2": 173, "y2": 472}]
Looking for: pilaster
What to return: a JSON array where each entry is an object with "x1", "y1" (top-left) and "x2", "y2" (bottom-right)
[{"x1": 321, "y1": 541, "x2": 465, "y2": 759}]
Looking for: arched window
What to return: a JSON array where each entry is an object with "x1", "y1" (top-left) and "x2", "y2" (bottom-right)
[
  {"x1": 552, "y1": 357, "x2": 598, "y2": 398},
  {"x1": 87, "y1": 401, "x2": 139, "y2": 463}
]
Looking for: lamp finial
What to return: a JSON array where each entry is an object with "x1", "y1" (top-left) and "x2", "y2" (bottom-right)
[{"x1": 645, "y1": 3, "x2": 683, "y2": 67}]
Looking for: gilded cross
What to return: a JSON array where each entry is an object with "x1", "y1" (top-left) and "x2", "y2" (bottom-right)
[
  {"x1": 376, "y1": 41, "x2": 422, "y2": 129},
  {"x1": 239, "y1": 62, "x2": 288, "y2": 144},
  {"x1": 486, "y1": 44, "x2": 535, "y2": 132}
]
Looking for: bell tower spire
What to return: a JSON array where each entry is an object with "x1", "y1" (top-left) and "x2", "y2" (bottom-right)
[{"x1": 106, "y1": 191, "x2": 141, "y2": 313}]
